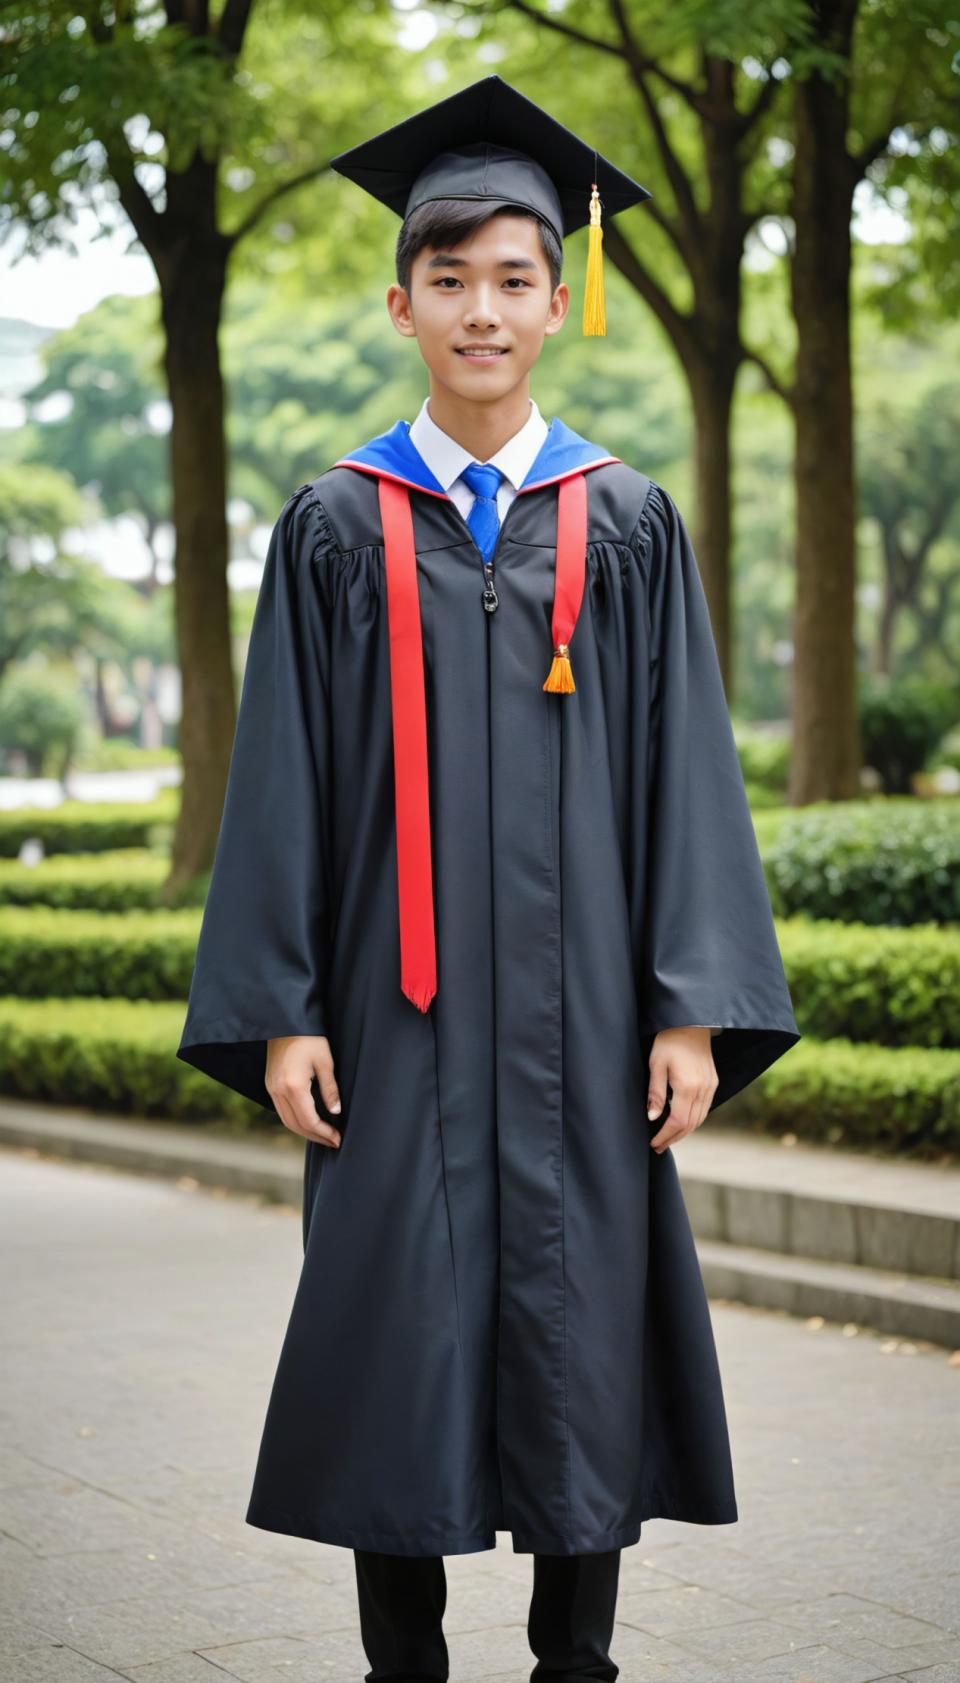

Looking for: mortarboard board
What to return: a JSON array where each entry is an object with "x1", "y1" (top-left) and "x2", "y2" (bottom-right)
[{"x1": 329, "y1": 74, "x2": 652, "y2": 335}]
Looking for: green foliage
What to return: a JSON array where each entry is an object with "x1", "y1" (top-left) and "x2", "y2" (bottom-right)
[
  {"x1": 733, "y1": 1036, "x2": 960, "y2": 1158},
  {"x1": 858, "y1": 673, "x2": 960, "y2": 793},
  {"x1": 763, "y1": 797, "x2": 960, "y2": 923},
  {"x1": 0, "y1": 996, "x2": 261, "y2": 1124},
  {"x1": 734, "y1": 729, "x2": 791, "y2": 795},
  {"x1": 0, "y1": 848, "x2": 189, "y2": 911},
  {"x1": 930, "y1": 722, "x2": 960, "y2": 775},
  {"x1": 0, "y1": 667, "x2": 85, "y2": 776},
  {"x1": 17, "y1": 296, "x2": 169, "y2": 539},
  {"x1": 749, "y1": 804, "x2": 797, "y2": 855},
  {"x1": 778, "y1": 914, "x2": 960, "y2": 1046},
  {"x1": 70, "y1": 741, "x2": 181, "y2": 772},
  {"x1": 0, "y1": 905, "x2": 201, "y2": 998},
  {"x1": 0, "y1": 792, "x2": 178, "y2": 857}
]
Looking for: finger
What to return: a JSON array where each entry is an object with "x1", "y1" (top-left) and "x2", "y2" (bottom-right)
[
  {"x1": 650, "y1": 1118, "x2": 685, "y2": 1153},
  {"x1": 646, "y1": 1059, "x2": 668, "y2": 1120},
  {"x1": 274, "y1": 1077, "x2": 342, "y2": 1147},
  {"x1": 666, "y1": 1082, "x2": 699, "y2": 1132},
  {"x1": 314, "y1": 1057, "x2": 342, "y2": 1116},
  {"x1": 691, "y1": 1087, "x2": 714, "y2": 1130},
  {"x1": 273, "y1": 1091, "x2": 307, "y2": 1139}
]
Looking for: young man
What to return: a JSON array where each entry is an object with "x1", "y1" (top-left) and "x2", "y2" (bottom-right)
[{"x1": 177, "y1": 74, "x2": 800, "y2": 1683}]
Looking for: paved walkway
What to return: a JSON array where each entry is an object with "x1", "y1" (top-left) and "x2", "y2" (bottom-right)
[{"x1": 1, "y1": 1146, "x2": 958, "y2": 1683}]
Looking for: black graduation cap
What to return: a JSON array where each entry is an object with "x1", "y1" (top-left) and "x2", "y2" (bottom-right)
[{"x1": 329, "y1": 74, "x2": 653, "y2": 335}]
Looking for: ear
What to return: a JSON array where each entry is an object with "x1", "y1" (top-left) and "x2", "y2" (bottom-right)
[
  {"x1": 386, "y1": 283, "x2": 417, "y2": 339},
  {"x1": 544, "y1": 281, "x2": 570, "y2": 336}
]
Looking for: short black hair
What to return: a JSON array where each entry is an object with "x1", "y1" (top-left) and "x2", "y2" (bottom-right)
[{"x1": 396, "y1": 199, "x2": 563, "y2": 296}]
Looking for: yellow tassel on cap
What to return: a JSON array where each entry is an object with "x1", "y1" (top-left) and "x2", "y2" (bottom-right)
[
  {"x1": 543, "y1": 643, "x2": 576, "y2": 693},
  {"x1": 582, "y1": 183, "x2": 606, "y2": 336}
]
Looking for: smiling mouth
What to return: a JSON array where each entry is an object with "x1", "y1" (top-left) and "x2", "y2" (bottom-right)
[{"x1": 455, "y1": 348, "x2": 509, "y2": 358}]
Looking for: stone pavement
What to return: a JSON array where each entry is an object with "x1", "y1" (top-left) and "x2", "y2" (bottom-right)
[{"x1": 1, "y1": 1145, "x2": 958, "y2": 1683}]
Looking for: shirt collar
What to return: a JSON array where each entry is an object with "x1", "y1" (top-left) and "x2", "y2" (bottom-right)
[{"x1": 408, "y1": 395, "x2": 549, "y2": 494}]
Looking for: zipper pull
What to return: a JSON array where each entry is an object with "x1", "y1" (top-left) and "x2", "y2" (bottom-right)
[{"x1": 481, "y1": 561, "x2": 499, "y2": 613}]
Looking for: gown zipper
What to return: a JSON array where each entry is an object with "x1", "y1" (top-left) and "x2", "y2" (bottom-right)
[{"x1": 443, "y1": 489, "x2": 529, "y2": 615}]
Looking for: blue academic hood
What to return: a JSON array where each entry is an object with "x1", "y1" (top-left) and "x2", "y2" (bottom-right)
[{"x1": 334, "y1": 416, "x2": 620, "y2": 496}]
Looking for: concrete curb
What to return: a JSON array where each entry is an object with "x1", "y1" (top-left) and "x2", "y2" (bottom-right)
[
  {"x1": 3, "y1": 1097, "x2": 959, "y2": 1347},
  {"x1": 0, "y1": 1097, "x2": 303, "y2": 1204}
]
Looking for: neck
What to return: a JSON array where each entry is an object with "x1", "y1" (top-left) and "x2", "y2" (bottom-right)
[{"x1": 425, "y1": 378, "x2": 533, "y2": 462}]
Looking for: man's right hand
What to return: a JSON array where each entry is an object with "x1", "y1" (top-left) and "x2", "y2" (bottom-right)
[{"x1": 265, "y1": 1035, "x2": 342, "y2": 1147}]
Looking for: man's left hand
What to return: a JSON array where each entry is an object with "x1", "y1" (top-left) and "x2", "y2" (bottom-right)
[{"x1": 646, "y1": 1027, "x2": 719, "y2": 1153}]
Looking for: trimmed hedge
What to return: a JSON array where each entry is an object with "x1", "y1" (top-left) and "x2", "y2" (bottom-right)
[
  {"x1": 0, "y1": 792, "x2": 178, "y2": 857},
  {"x1": 0, "y1": 906, "x2": 200, "y2": 998},
  {"x1": 0, "y1": 999, "x2": 958, "y2": 1152},
  {"x1": 776, "y1": 915, "x2": 960, "y2": 1047},
  {"x1": 0, "y1": 849, "x2": 185, "y2": 911},
  {"x1": 0, "y1": 997, "x2": 260, "y2": 1124},
  {"x1": 763, "y1": 797, "x2": 960, "y2": 925},
  {"x1": 1, "y1": 905, "x2": 959, "y2": 1051},
  {"x1": 735, "y1": 1035, "x2": 960, "y2": 1158}
]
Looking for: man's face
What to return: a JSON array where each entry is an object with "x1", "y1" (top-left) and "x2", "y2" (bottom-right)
[{"x1": 387, "y1": 213, "x2": 568, "y2": 399}]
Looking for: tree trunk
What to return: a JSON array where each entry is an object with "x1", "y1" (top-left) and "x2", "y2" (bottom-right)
[
  {"x1": 874, "y1": 564, "x2": 896, "y2": 676},
  {"x1": 161, "y1": 242, "x2": 236, "y2": 901},
  {"x1": 789, "y1": 7, "x2": 861, "y2": 803},
  {"x1": 688, "y1": 358, "x2": 738, "y2": 694}
]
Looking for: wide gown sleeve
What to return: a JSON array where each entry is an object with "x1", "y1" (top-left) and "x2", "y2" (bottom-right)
[
  {"x1": 634, "y1": 480, "x2": 801, "y2": 1112},
  {"x1": 176, "y1": 483, "x2": 335, "y2": 1115}
]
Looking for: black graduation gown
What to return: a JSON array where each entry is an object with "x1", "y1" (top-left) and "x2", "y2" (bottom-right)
[{"x1": 177, "y1": 415, "x2": 801, "y2": 1557}]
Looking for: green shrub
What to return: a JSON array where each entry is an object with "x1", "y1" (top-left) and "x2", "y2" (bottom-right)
[
  {"x1": 2, "y1": 1000, "x2": 958, "y2": 1153},
  {"x1": 732, "y1": 1035, "x2": 960, "y2": 1158},
  {"x1": 0, "y1": 792, "x2": 178, "y2": 857},
  {"x1": 749, "y1": 806, "x2": 796, "y2": 856},
  {"x1": 763, "y1": 797, "x2": 960, "y2": 924},
  {"x1": 0, "y1": 997, "x2": 260, "y2": 1123},
  {"x1": 0, "y1": 849, "x2": 206, "y2": 911},
  {"x1": 858, "y1": 674, "x2": 960, "y2": 794},
  {"x1": 71, "y1": 742, "x2": 181, "y2": 772},
  {"x1": 742, "y1": 780, "x2": 785, "y2": 811},
  {"x1": 778, "y1": 915, "x2": 960, "y2": 1046},
  {"x1": 734, "y1": 730, "x2": 790, "y2": 797},
  {"x1": 0, "y1": 905, "x2": 201, "y2": 998}
]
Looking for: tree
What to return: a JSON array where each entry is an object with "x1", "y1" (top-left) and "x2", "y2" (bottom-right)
[
  {"x1": 444, "y1": 0, "x2": 803, "y2": 694},
  {"x1": 1, "y1": 0, "x2": 402, "y2": 895},
  {"x1": 18, "y1": 295, "x2": 170, "y2": 593},
  {"x1": 780, "y1": 0, "x2": 958, "y2": 801},
  {"x1": 859, "y1": 385, "x2": 960, "y2": 676},
  {"x1": 436, "y1": 0, "x2": 958, "y2": 798}
]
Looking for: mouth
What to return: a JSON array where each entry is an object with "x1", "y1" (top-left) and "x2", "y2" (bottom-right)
[{"x1": 455, "y1": 347, "x2": 509, "y2": 361}]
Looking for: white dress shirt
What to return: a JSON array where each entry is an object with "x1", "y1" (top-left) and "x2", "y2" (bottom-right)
[
  {"x1": 406, "y1": 394, "x2": 722, "y2": 1039},
  {"x1": 408, "y1": 394, "x2": 549, "y2": 523}
]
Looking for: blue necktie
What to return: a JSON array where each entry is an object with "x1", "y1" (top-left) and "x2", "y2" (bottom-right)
[{"x1": 461, "y1": 461, "x2": 506, "y2": 564}]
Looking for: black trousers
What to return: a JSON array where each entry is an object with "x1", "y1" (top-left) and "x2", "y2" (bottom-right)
[{"x1": 353, "y1": 1545, "x2": 621, "y2": 1683}]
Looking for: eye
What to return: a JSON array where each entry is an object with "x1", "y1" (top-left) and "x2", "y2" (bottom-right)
[
  {"x1": 433, "y1": 277, "x2": 462, "y2": 288},
  {"x1": 504, "y1": 278, "x2": 531, "y2": 288}
]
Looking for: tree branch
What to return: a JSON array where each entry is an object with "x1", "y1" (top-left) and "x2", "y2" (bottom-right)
[
  {"x1": 738, "y1": 66, "x2": 785, "y2": 142},
  {"x1": 600, "y1": 219, "x2": 697, "y2": 358},
  {"x1": 218, "y1": 0, "x2": 255, "y2": 56},
  {"x1": 502, "y1": 0, "x2": 622, "y2": 58},
  {"x1": 741, "y1": 343, "x2": 793, "y2": 406},
  {"x1": 607, "y1": 0, "x2": 707, "y2": 111},
  {"x1": 226, "y1": 158, "x2": 335, "y2": 245}
]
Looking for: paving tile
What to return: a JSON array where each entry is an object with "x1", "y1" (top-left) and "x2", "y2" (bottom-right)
[
  {"x1": 3, "y1": 1150, "x2": 960, "y2": 1683},
  {"x1": 0, "y1": 1648, "x2": 142, "y2": 1683},
  {"x1": 0, "y1": 1618, "x2": 61, "y2": 1660}
]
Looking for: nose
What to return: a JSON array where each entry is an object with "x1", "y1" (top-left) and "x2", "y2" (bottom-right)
[{"x1": 463, "y1": 285, "x2": 502, "y2": 331}]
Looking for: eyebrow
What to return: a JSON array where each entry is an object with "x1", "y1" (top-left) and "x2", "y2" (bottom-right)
[{"x1": 424, "y1": 254, "x2": 541, "y2": 272}]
